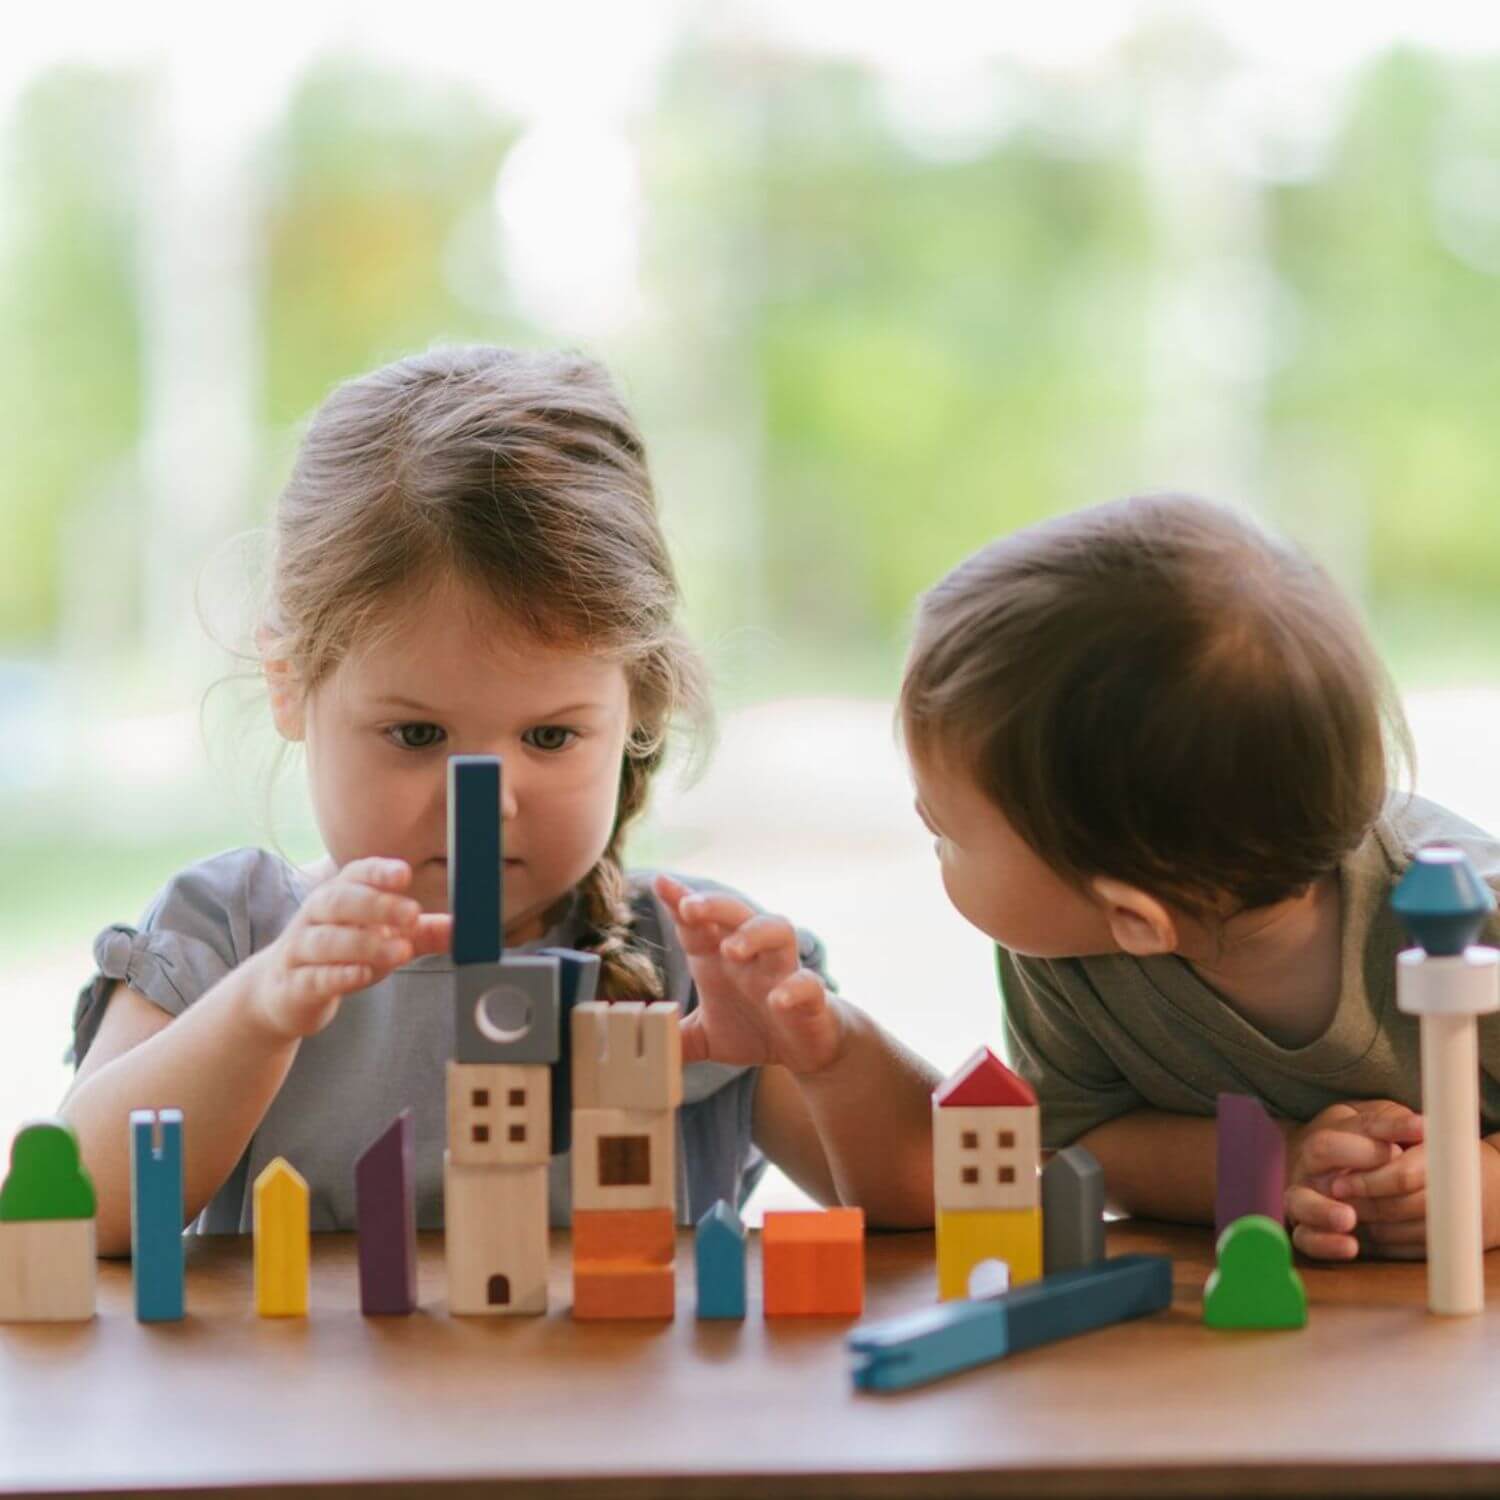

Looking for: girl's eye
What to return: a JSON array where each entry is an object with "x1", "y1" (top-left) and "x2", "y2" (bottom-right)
[
  {"x1": 524, "y1": 725, "x2": 577, "y2": 752},
  {"x1": 389, "y1": 723, "x2": 445, "y2": 750}
]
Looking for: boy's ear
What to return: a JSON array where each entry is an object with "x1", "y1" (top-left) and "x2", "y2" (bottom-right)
[
  {"x1": 257, "y1": 626, "x2": 306, "y2": 742},
  {"x1": 1090, "y1": 876, "x2": 1179, "y2": 956}
]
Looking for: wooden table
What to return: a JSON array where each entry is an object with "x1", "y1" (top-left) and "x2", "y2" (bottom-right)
[{"x1": 5, "y1": 1221, "x2": 1500, "y2": 1499}]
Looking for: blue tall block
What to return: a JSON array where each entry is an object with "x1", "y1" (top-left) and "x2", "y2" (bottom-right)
[
  {"x1": 130, "y1": 1108, "x2": 185, "y2": 1323},
  {"x1": 448, "y1": 755, "x2": 502, "y2": 965},
  {"x1": 695, "y1": 1200, "x2": 747, "y2": 1320},
  {"x1": 538, "y1": 947, "x2": 601, "y2": 1155}
]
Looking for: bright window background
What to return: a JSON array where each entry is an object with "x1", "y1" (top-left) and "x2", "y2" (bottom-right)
[{"x1": 6, "y1": 1, "x2": 1500, "y2": 1219}]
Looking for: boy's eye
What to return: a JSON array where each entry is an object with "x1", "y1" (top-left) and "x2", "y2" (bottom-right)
[
  {"x1": 524, "y1": 725, "x2": 577, "y2": 752},
  {"x1": 389, "y1": 723, "x2": 445, "y2": 750}
]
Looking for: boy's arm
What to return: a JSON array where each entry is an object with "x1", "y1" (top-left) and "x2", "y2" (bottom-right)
[
  {"x1": 752, "y1": 1003, "x2": 940, "y2": 1229},
  {"x1": 59, "y1": 957, "x2": 299, "y2": 1257},
  {"x1": 1073, "y1": 1108, "x2": 1221, "y2": 1224}
]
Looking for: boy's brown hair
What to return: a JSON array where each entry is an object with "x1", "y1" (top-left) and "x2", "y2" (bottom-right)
[{"x1": 898, "y1": 493, "x2": 1412, "y2": 919}]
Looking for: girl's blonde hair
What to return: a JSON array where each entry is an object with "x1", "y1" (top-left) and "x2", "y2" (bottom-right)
[{"x1": 261, "y1": 345, "x2": 711, "y2": 998}]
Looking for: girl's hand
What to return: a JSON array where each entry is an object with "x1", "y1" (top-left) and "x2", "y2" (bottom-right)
[
  {"x1": 248, "y1": 857, "x2": 451, "y2": 1042},
  {"x1": 654, "y1": 874, "x2": 848, "y2": 1075},
  {"x1": 1284, "y1": 1099, "x2": 1423, "y2": 1260}
]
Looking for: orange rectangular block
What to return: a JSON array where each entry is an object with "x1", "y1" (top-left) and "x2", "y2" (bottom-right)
[
  {"x1": 572, "y1": 1264, "x2": 675, "y2": 1320},
  {"x1": 762, "y1": 1208, "x2": 865, "y2": 1318},
  {"x1": 573, "y1": 1208, "x2": 674, "y2": 1266}
]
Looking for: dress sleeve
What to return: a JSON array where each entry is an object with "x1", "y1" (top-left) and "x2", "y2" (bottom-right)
[
  {"x1": 998, "y1": 948, "x2": 1145, "y2": 1149},
  {"x1": 70, "y1": 847, "x2": 297, "y2": 1067}
]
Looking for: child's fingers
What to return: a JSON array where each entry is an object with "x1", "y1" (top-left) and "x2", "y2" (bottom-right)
[
  {"x1": 305, "y1": 879, "x2": 421, "y2": 931},
  {"x1": 1361, "y1": 1219, "x2": 1428, "y2": 1256},
  {"x1": 678, "y1": 1008, "x2": 711, "y2": 1066},
  {"x1": 1337, "y1": 1187, "x2": 1426, "y2": 1225},
  {"x1": 410, "y1": 913, "x2": 452, "y2": 957},
  {"x1": 338, "y1": 856, "x2": 413, "y2": 892},
  {"x1": 286, "y1": 962, "x2": 375, "y2": 1005},
  {"x1": 768, "y1": 970, "x2": 827, "y2": 1017},
  {"x1": 676, "y1": 891, "x2": 758, "y2": 931},
  {"x1": 652, "y1": 872, "x2": 688, "y2": 916},
  {"x1": 1286, "y1": 1184, "x2": 1357, "y2": 1236},
  {"x1": 1290, "y1": 1221, "x2": 1360, "y2": 1261},
  {"x1": 1296, "y1": 1127, "x2": 1402, "y2": 1178},
  {"x1": 1357, "y1": 1105, "x2": 1424, "y2": 1145},
  {"x1": 292, "y1": 923, "x2": 411, "y2": 971},
  {"x1": 722, "y1": 913, "x2": 797, "y2": 965},
  {"x1": 1329, "y1": 1148, "x2": 1425, "y2": 1202}
]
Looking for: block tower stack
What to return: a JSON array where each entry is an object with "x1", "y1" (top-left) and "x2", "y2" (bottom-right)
[
  {"x1": 933, "y1": 1046, "x2": 1042, "y2": 1300},
  {"x1": 570, "y1": 999, "x2": 683, "y2": 1318},
  {"x1": 444, "y1": 754, "x2": 564, "y2": 1317}
]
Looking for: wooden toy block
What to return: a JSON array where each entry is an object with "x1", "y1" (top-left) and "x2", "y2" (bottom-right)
[
  {"x1": 130, "y1": 1108, "x2": 185, "y2": 1323},
  {"x1": 1203, "y1": 1214, "x2": 1306, "y2": 1331},
  {"x1": 0, "y1": 1118, "x2": 97, "y2": 1222},
  {"x1": 448, "y1": 754, "x2": 502, "y2": 966},
  {"x1": 571, "y1": 1001, "x2": 682, "y2": 1111},
  {"x1": 572, "y1": 1263, "x2": 675, "y2": 1320},
  {"x1": 762, "y1": 1208, "x2": 865, "y2": 1318},
  {"x1": 538, "y1": 947, "x2": 601, "y2": 1156},
  {"x1": 1042, "y1": 1145, "x2": 1105, "y2": 1275},
  {"x1": 849, "y1": 1254, "x2": 1172, "y2": 1392},
  {"x1": 936, "y1": 1207, "x2": 1042, "y2": 1300},
  {"x1": 254, "y1": 1157, "x2": 309, "y2": 1317},
  {"x1": 572, "y1": 1206, "x2": 676, "y2": 1320},
  {"x1": 573, "y1": 1206, "x2": 675, "y2": 1264},
  {"x1": 0, "y1": 1220, "x2": 97, "y2": 1322},
  {"x1": 695, "y1": 1200, "x2": 746, "y2": 1320},
  {"x1": 0, "y1": 1118, "x2": 98, "y2": 1323},
  {"x1": 444, "y1": 1156, "x2": 548, "y2": 1316},
  {"x1": 571, "y1": 1106, "x2": 676, "y2": 1213},
  {"x1": 1214, "y1": 1093, "x2": 1285, "y2": 1236},
  {"x1": 454, "y1": 954, "x2": 562, "y2": 1065},
  {"x1": 1392, "y1": 845, "x2": 1500, "y2": 1317},
  {"x1": 933, "y1": 1046, "x2": 1037, "y2": 1110},
  {"x1": 447, "y1": 1061, "x2": 551, "y2": 1168},
  {"x1": 933, "y1": 1103, "x2": 1040, "y2": 1213},
  {"x1": 355, "y1": 1109, "x2": 417, "y2": 1316}
]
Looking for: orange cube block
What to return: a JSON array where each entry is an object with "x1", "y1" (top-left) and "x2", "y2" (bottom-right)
[
  {"x1": 572, "y1": 1207, "x2": 676, "y2": 1320},
  {"x1": 761, "y1": 1207, "x2": 865, "y2": 1317}
]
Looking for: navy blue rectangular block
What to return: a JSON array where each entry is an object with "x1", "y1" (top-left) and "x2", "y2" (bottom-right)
[
  {"x1": 448, "y1": 755, "x2": 502, "y2": 966},
  {"x1": 538, "y1": 947, "x2": 601, "y2": 1155}
]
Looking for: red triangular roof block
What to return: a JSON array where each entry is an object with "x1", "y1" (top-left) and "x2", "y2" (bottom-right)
[{"x1": 933, "y1": 1046, "x2": 1036, "y2": 1108}]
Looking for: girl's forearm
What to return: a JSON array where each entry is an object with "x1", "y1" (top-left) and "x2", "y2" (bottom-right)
[
  {"x1": 1073, "y1": 1108, "x2": 1225, "y2": 1225},
  {"x1": 59, "y1": 957, "x2": 299, "y2": 1256},
  {"x1": 796, "y1": 1008, "x2": 940, "y2": 1229}
]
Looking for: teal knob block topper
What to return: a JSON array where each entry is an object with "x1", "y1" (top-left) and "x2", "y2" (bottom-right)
[{"x1": 1392, "y1": 845, "x2": 1496, "y2": 958}]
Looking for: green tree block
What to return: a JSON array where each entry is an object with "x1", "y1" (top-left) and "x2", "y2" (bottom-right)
[
  {"x1": 0, "y1": 1119, "x2": 97, "y2": 1222},
  {"x1": 1203, "y1": 1214, "x2": 1307, "y2": 1331}
]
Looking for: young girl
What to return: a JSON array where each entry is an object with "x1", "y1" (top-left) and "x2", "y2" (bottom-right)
[
  {"x1": 899, "y1": 493, "x2": 1500, "y2": 1264},
  {"x1": 64, "y1": 345, "x2": 937, "y2": 1255}
]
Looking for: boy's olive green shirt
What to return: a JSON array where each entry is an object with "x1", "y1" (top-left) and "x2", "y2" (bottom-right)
[{"x1": 999, "y1": 794, "x2": 1500, "y2": 1149}]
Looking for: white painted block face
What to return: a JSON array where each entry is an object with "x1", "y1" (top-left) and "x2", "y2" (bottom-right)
[
  {"x1": 933, "y1": 1104, "x2": 1040, "y2": 1212},
  {"x1": 443, "y1": 1156, "x2": 549, "y2": 1316},
  {"x1": 571, "y1": 1107, "x2": 676, "y2": 1213},
  {"x1": 0, "y1": 1218, "x2": 96, "y2": 1322},
  {"x1": 447, "y1": 1061, "x2": 551, "y2": 1167},
  {"x1": 571, "y1": 1003, "x2": 683, "y2": 1111}
]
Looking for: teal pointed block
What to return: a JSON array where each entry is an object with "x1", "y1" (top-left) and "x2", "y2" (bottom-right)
[
  {"x1": 1392, "y1": 845, "x2": 1495, "y2": 957},
  {"x1": 695, "y1": 1200, "x2": 746, "y2": 1320}
]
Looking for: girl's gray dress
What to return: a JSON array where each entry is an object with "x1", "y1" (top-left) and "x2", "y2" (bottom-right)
[{"x1": 72, "y1": 848, "x2": 832, "y2": 1233}]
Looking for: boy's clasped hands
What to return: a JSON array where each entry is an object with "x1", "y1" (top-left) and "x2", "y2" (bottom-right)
[{"x1": 1286, "y1": 1098, "x2": 1500, "y2": 1261}]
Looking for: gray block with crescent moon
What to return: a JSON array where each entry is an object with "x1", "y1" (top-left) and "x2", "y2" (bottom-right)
[{"x1": 453, "y1": 954, "x2": 562, "y2": 1064}]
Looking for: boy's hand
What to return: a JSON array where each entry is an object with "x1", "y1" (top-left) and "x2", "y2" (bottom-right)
[
  {"x1": 248, "y1": 858, "x2": 451, "y2": 1042},
  {"x1": 654, "y1": 874, "x2": 848, "y2": 1075},
  {"x1": 1284, "y1": 1100, "x2": 1424, "y2": 1261}
]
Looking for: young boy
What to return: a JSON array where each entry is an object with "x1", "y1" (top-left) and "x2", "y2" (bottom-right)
[{"x1": 899, "y1": 492, "x2": 1500, "y2": 1262}]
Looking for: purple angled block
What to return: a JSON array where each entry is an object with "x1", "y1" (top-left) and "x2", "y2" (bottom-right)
[
  {"x1": 355, "y1": 1109, "x2": 418, "y2": 1315},
  {"x1": 1215, "y1": 1092, "x2": 1285, "y2": 1236}
]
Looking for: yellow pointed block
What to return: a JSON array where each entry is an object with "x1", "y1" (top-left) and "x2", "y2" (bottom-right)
[
  {"x1": 254, "y1": 1157, "x2": 309, "y2": 1317},
  {"x1": 936, "y1": 1206, "x2": 1042, "y2": 1300}
]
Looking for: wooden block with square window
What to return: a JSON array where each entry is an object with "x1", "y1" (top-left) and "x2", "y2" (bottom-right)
[
  {"x1": 447, "y1": 1061, "x2": 550, "y2": 1168},
  {"x1": 932, "y1": 1047, "x2": 1041, "y2": 1215},
  {"x1": 572, "y1": 1107, "x2": 675, "y2": 1212}
]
